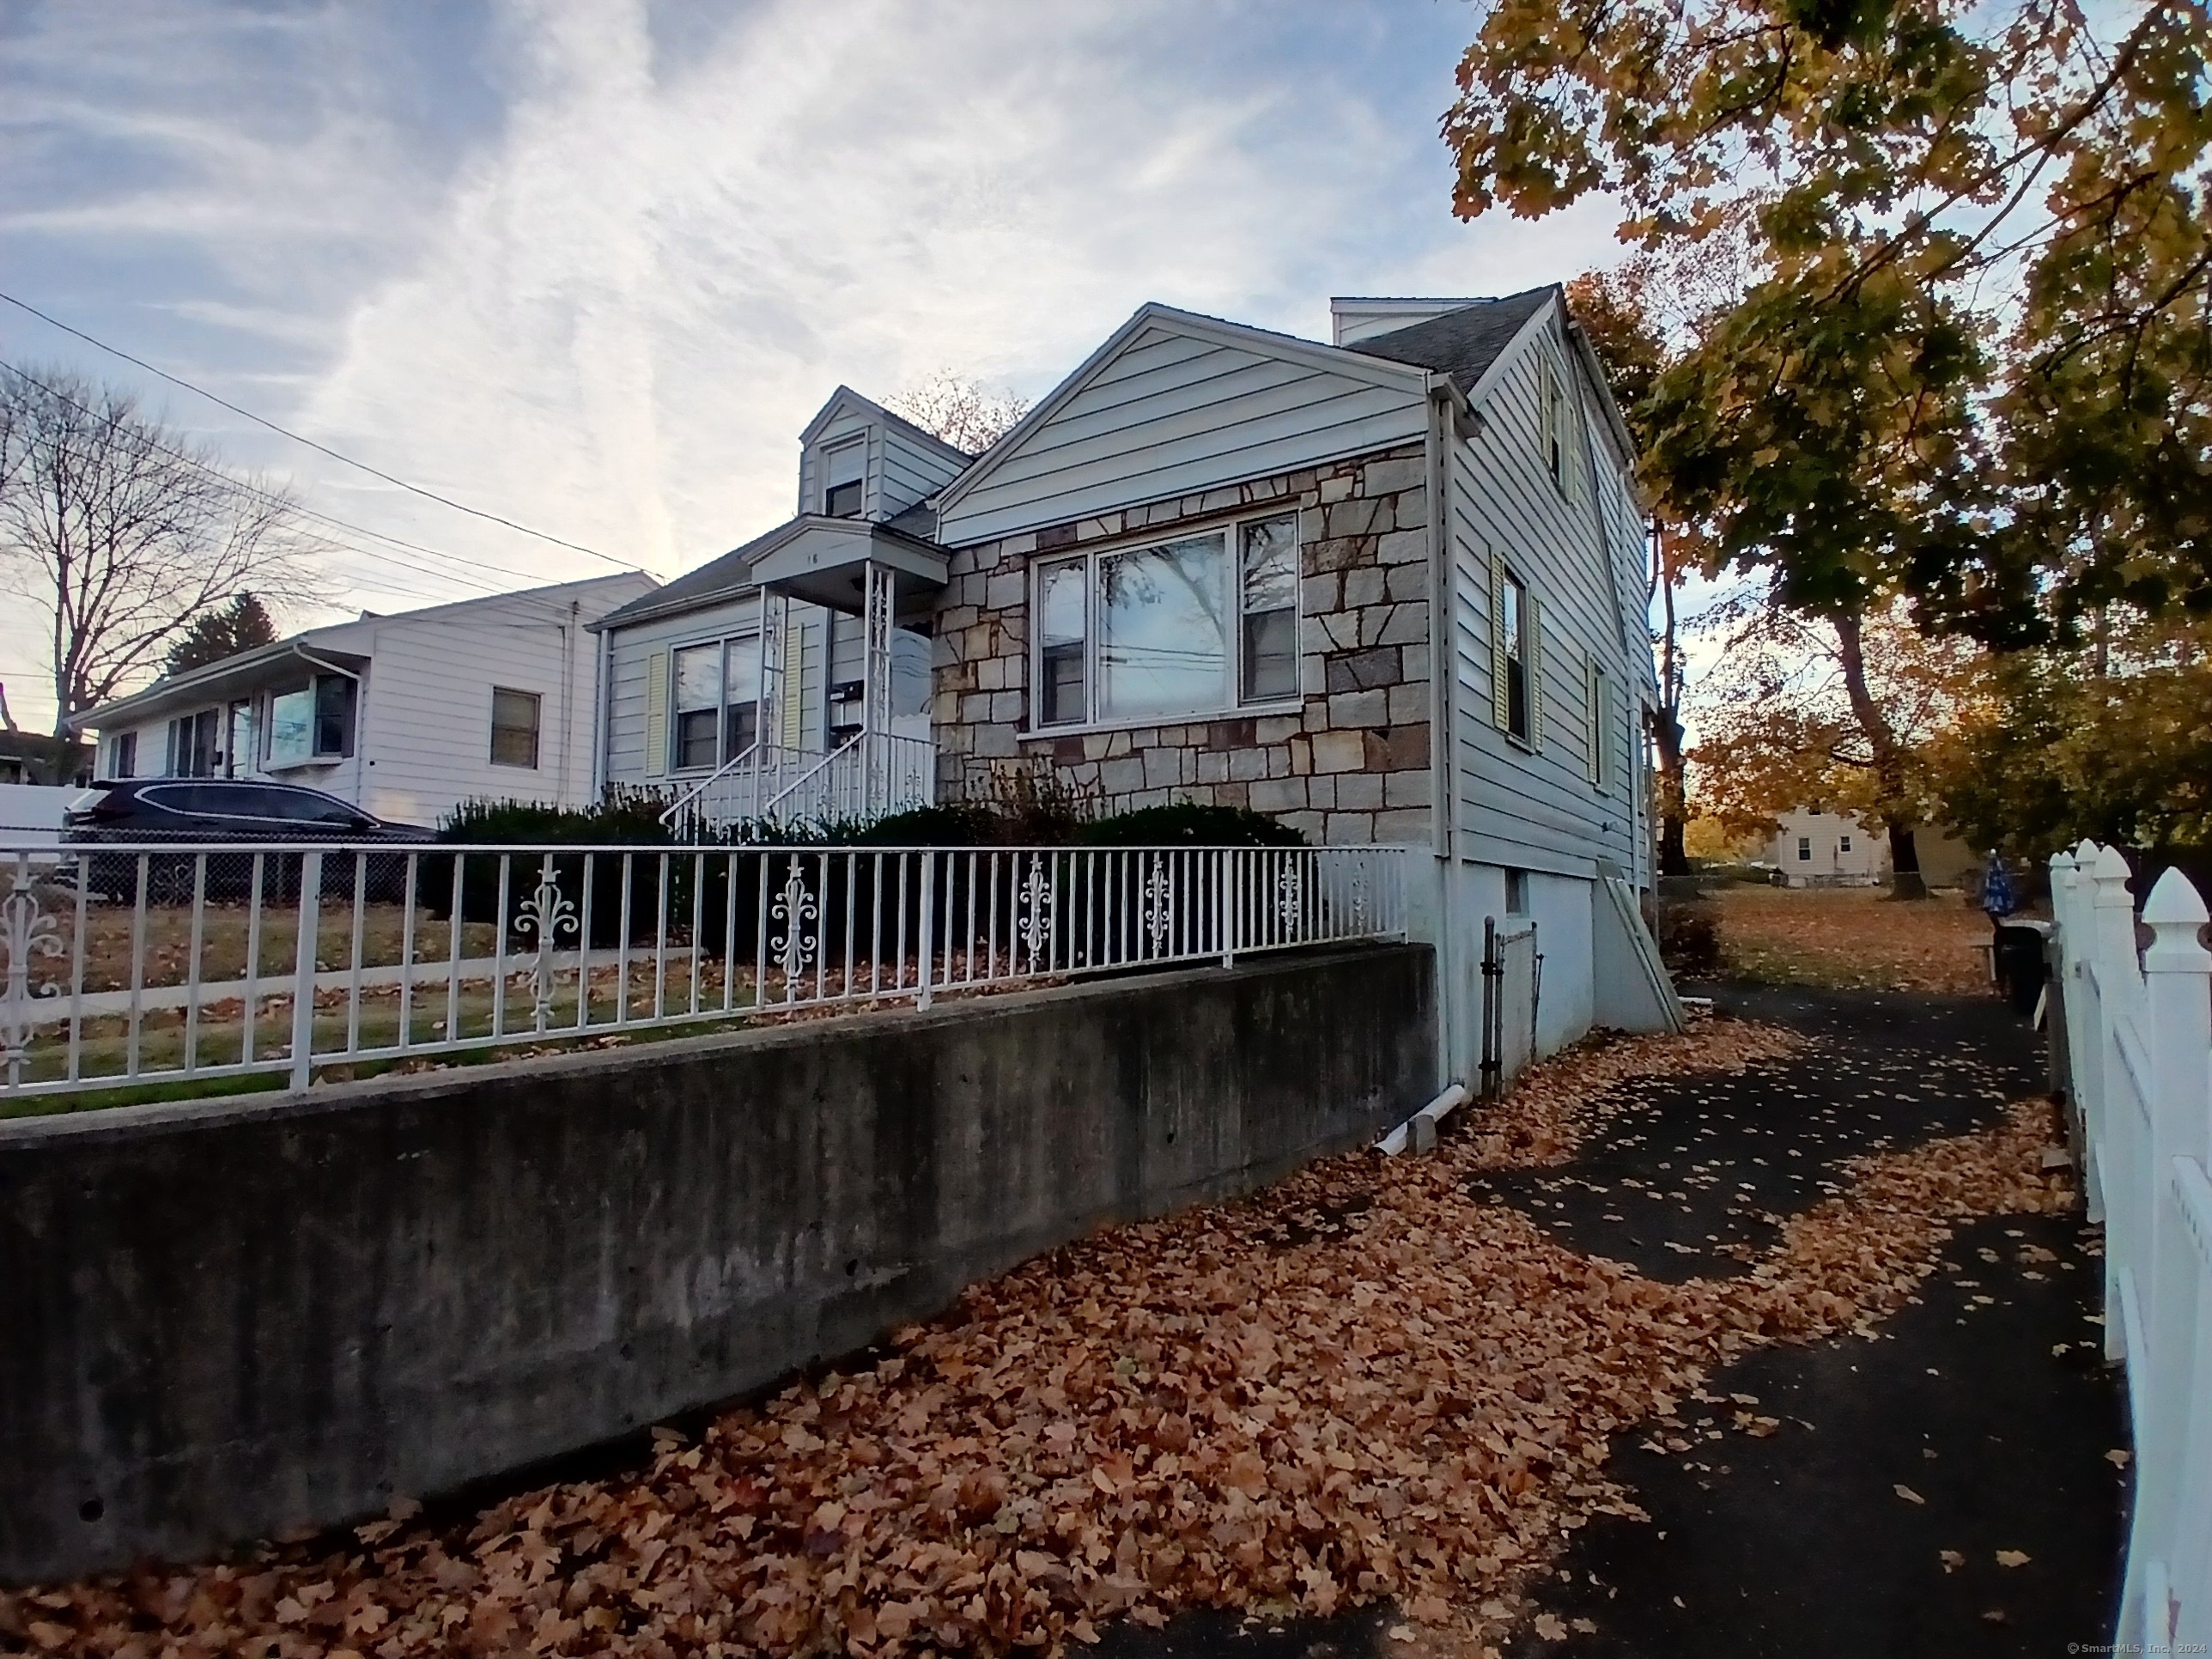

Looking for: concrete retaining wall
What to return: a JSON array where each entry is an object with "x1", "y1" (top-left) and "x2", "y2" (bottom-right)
[{"x1": 0, "y1": 943, "x2": 1433, "y2": 1584}]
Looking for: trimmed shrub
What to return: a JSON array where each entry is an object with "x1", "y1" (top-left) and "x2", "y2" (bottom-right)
[
  {"x1": 1656, "y1": 899, "x2": 1722, "y2": 977},
  {"x1": 1078, "y1": 802, "x2": 1304, "y2": 848}
]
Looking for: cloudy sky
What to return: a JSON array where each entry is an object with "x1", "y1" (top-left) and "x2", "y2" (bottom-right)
[{"x1": 0, "y1": 0, "x2": 1627, "y2": 729}]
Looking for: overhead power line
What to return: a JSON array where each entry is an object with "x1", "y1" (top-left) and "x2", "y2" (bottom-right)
[
  {"x1": 0, "y1": 288, "x2": 634, "y2": 569},
  {"x1": 0, "y1": 358, "x2": 636, "y2": 604}
]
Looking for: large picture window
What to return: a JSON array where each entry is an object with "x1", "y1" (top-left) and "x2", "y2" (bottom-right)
[
  {"x1": 1034, "y1": 512, "x2": 1300, "y2": 729},
  {"x1": 264, "y1": 675, "x2": 354, "y2": 768},
  {"x1": 670, "y1": 632, "x2": 762, "y2": 770}
]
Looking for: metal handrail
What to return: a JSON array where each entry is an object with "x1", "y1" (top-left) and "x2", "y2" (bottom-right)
[
  {"x1": 761, "y1": 730, "x2": 866, "y2": 822},
  {"x1": 657, "y1": 739, "x2": 765, "y2": 826}
]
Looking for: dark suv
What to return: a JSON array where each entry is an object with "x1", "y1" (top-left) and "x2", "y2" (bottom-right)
[{"x1": 64, "y1": 780, "x2": 432, "y2": 901}]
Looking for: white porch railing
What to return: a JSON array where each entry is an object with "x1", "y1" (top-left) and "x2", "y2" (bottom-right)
[
  {"x1": 762, "y1": 730, "x2": 936, "y2": 824},
  {"x1": 659, "y1": 733, "x2": 936, "y2": 834},
  {"x1": 2050, "y1": 842, "x2": 2212, "y2": 1651},
  {"x1": 0, "y1": 840, "x2": 1408, "y2": 1103}
]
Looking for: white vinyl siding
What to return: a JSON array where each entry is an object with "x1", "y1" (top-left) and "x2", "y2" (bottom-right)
[
  {"x1": 348, "y1": 576, "x2": 645, "y2": 823},
  {"x1": 600, "y1": 594, "x2": 848, "y2": 787},
  {"x1": 939, "y1": 321, "x2": 1426, "y2": 544},
  {"x1": 879, "y1": 424, "x2": 966, "y2": 518},
  {"x1": 1444, "y1": 313, "x2": 1650, "y2": 879},
  {"x1": 798, "y1": 391, "x2": 968, "y2": 525},
  {"x1": 78, "y1": 574, "x2": 650, "y2": 821}
]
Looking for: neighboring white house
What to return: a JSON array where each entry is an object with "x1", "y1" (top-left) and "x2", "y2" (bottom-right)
[
  {"x1": 70, "y1": 572, "x2": 655, "y2": 827},
  {"x1": 1768, "y1": 809, "x2": 1888, "y2": 885},
  {"x1": 1765, "y1": 808, "x2": 1978, "y2": 888},
  {"x1": 594, "y1": 286, "x2": 1680, "y2": 1082}
]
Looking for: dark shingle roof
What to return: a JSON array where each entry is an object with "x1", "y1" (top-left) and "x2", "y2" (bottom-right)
[
  {"x1": 593, "y1": 520, "x2": 795, "y2": 629},
  {"x1": 1346, "y1": 286, "x2": 1558, "y2": 392}
]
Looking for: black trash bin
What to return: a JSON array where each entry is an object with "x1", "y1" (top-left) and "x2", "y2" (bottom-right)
[{"x1": 1993, "y1": 919, "x2": 2050, "y2": 1015}]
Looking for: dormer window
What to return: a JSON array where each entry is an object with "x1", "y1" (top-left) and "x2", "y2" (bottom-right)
[{"x1": 823, "y1": 438, "x2": 865, "y2": 518}]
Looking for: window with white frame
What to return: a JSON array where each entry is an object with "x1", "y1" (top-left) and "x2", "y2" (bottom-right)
[
  {"x1": 1840, "y1": 833, "x2": 1853, "y2": 854},
  {"x1": 1492, "y1": 563, "x2": 1536, "y2": 745},
  {"x1": 1798, "y1": 836, "x2": 1813, "y2": 862},
  {"x1": 822, "y1": 439, "x2": 865, "y2": 519},
  {"x1": 1032, "y1": 512, "x2": 1301, "y2": 728},
  {"x1": 1585, "y1": 655, "x2": 1612, "y2": 790},
  {"x1": 489, "y1": 687, "x2": 541, "y2": 769},
  {"x1": 1540, "y1": 356, "x2": 1566, "y2": 489},
  {"x1": 107, "y1": 731, "x2": 137, "y2": 779},
  {"x1": 1239, "y1": 515, "x2": 1298, "y2": 702},
  {"x1": 670, "y1": 634, "x2": 762, "y2": 770},
  {"x1": 1538, "y1": 351, "x2": 1587, "y2": 505}
]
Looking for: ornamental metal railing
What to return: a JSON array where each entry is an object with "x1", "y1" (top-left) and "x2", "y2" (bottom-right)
[
  {"x1": 2048, "y1": 842, "x2": 2212, "y2": 1653},
  {"x1": 0, "y1": 840, "x2": 1407, "y2": 1103}
]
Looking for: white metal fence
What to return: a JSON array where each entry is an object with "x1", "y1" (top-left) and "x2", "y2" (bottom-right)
[
  {"x1": 0, "y1": 840, "x2": 1408, "y2": 1103},
  {"x1": 2050, "y1": 842, "x2": 2212, "y2": 1651}
]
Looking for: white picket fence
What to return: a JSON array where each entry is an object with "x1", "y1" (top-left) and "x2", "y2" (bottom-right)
[{"x1": 2050, "y1": 842, "x2": 2212, "y2": 1650}]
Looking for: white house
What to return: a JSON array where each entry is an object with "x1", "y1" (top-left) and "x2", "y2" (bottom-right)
[
  {"x1": 71, "y1": 572, "x2": 655, "y2": 827},
  {"x1": 592, "y1": 286, "x2": 1679, "y2": 1079},
  {"x1": 1765, "y1": 807, "x2": 1978, "y2": 889}
]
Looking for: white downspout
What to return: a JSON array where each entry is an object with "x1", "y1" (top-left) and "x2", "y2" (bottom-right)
[
  {"x1": 590, "y1": 623, "x2": 612, "y2": 802},
  {"x1": 558, "y1": 599, "x2": 579, "y2": 807},
  {"x1": 1423, "y1": 379, "x2": 1464, "y2": 1094}
]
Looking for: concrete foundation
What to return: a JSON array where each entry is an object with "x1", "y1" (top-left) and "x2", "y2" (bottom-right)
[{"x1": 0, "y1": 943, "x2": 1434, "y2": 1584}]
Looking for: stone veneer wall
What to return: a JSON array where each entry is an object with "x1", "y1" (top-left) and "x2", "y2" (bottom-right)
[{"x1": 932, "y1": 445, "x2": 1434, "y2": 847}]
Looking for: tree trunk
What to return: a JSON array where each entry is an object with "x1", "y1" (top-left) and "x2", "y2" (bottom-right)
[
  {"x1": 1832, "y1": 607, "x2": 1927, "y2": 900},
  {"x1": 1651, "y1": 525, "x2": 1692, "y2": 878},
  {"x1": 1652, "y1": 708, "x2": 1691, "y2": 877},
  {"x1": 1887, "y1": 821, "x2": 1926, "y2": 901}
]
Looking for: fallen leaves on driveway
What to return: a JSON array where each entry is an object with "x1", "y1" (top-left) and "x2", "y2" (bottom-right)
[
  {"x1": 1, "y1": 1021, "x2": 2074, "y2": 1659},
  {"x1": 1711, "y1": 885, "x2": 1996, "y2": 994}
]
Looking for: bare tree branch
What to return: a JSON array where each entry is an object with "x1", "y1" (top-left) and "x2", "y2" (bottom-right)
[{"x1": 0, "y1": 366, "x2": 317, "y2": 735}]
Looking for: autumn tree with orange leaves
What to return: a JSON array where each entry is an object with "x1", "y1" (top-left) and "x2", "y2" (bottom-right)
[{"x1": 1449, "y1": 0, "x2": 2212, "y2": 887}]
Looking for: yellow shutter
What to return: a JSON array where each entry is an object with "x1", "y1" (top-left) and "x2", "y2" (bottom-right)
[
  {"x1": 781, "y1": 611, "x2": 806, "y2": 749},
  {"x1": 1489, "y1": 552, "x2": 1510, "y2": 732},
  {"x1": 643, "y1": 648, "x2": 669, "y2": 776}
]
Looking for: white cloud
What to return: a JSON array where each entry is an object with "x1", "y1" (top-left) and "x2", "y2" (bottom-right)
[{"x1": 0, "y1": 0, "x2": 1632, "y2": 728}]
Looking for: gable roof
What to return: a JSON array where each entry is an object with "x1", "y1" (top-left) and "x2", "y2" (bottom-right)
[
  {"x1": 1345, "y1": 286, "x2": 1558, "y2": 395},
  {"x1": 799, "y1": 386, "x2": 975, "y2": 466},
  {"x1": 934, "y1": 301, "x2": 1431, "y2": 520}
]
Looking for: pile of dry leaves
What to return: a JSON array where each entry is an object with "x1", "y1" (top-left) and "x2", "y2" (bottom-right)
[{"x1": 3, "y1": 1021, "x2": 2074, "y2": 1659}]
